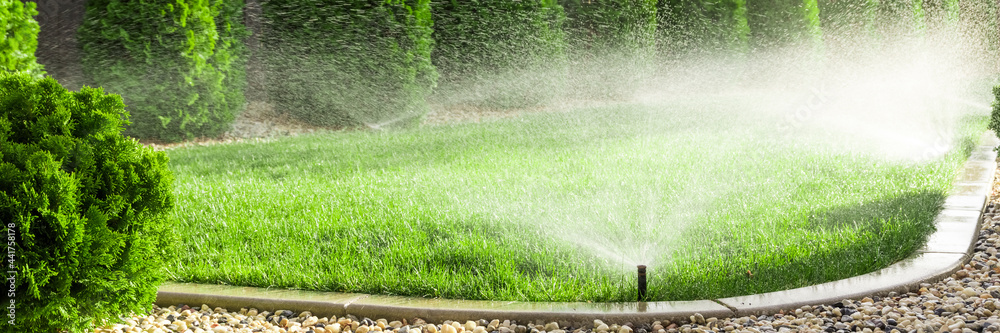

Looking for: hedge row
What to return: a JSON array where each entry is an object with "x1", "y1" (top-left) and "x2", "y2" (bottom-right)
[
  {"x1": 0, "y1": 72, "x2": 174, "y2": 333},
  {"x1": 0, "y1": 0, "x2": 43, "y2": 78},
  {"x1": 79, "y1": 0, "x2": 247, "y2": 142},
  {"x1": 746, "y1": 0, "x2": 823, "y2": 49},
  {"x1": 430, "y1": 0, "x2": 566, "y2": 109},
  {"x1": 657, "y1": 0, "x2": 749, "y2": 55},
  {"x1": 68, "y1": 0, "x2": 992, "y2": 140},
  {"x1": 561, "y1": 0, "x2": 657, "y2": 57},
  {"x1": 261, "y1": 0, "x2": 436, "y2": 128}
]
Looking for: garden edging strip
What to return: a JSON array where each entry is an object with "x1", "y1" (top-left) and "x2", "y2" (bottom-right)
[{"x1": 157, "y1": 132, "x2": 1000, "y2": 325}]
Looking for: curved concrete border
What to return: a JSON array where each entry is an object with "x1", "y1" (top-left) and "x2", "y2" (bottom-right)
[{"x1": 157, "y1": 132, "x2": 1000, "y2": 325}]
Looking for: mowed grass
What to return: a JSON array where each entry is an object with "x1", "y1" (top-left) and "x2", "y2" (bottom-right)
[{"x1": 164, "y1": 99, "x2": 986, "y2": 302}]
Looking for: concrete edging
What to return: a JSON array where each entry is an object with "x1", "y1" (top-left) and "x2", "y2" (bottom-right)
[{"x1": 157, "y1": 132, "x2": 1000, "y2": 325}]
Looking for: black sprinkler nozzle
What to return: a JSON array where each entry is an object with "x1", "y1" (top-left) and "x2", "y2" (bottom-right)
[{"x1": 638, "y1": 265, "x2": 647, "y2": 301}]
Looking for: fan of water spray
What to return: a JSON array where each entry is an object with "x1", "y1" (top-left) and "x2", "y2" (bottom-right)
[{"x1": 442, "y1": 13, "x2": 999, "y2": 301}]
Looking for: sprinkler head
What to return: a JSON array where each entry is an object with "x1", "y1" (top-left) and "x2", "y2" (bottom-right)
[{"x1": 637, "y1": 265, "x2": 647, "y2": 302}]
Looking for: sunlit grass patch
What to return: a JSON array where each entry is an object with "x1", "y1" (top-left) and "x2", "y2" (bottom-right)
[{"x1": 165, "y1": 99, "x2": 986, "y2": 301}]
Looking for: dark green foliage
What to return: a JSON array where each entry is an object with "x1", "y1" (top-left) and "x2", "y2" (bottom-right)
[
  {"x1": 262, "y1": 0, "x2": 436, "y2": 127},
  {"x1": 817, "y1": 0, "x2": 872, "y2": 38},
  {"x1": 991, "y1": 0, "x2": 1000, "y2": 51},
  {"x1": 78, "y1": 0, "x2": 247, "y2": 142},
  {"x1": 858, "y1": 0, "x2": 928, "y2": 38},
  {"x1": 990, "y1": 85, "x2": 1000, "y2": 143},
  {"x1": 657, "y1": 0, "x2": 750, "y2": 55},
  {"x1": 954, "y1": 0, "x2": 999, "y2": 54},
  {"x1": 558, "y1": 0, "x2": 657, "y2": 100},
  {"x1": 0, "y1": 0, "x2": 44, "y2": 78},
  {"x1": 910, "y1": 0, "x2": 927, "y2": 33},
  {"x1": 431, "y1": 0, "x2": 566, "y2": 78},
  {"x1": 430, "y1": 0, "x2": 567, "y2": 108},
  {"x1": 746, "y1": 0, "x2": 824, "y2": 49},
  {"x1": 0, "y1": 72, "x2": 173, "y2": 333},
  {"x1": 920, "y1": 0, "x2": 960, "y2": 29},
  {"x1": 561, "y1": 0, "x2": 658, "y2": 57}
]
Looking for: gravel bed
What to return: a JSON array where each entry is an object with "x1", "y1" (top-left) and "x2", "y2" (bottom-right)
[{"x1": 95, "y1": 164, "x2": 1000, "y2": 333}]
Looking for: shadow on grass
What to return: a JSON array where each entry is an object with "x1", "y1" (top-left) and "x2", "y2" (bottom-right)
[
  {"x1": 654, "y1": 189, "x2": 945, "y2": 301},
  {"x1": 806, "y1": 190, "x2": 945, "y2": 231}
]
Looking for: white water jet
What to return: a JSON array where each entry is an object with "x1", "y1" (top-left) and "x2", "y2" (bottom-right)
[{"x1": 455, "y1": 25, "x2": 998, "y2": 276}]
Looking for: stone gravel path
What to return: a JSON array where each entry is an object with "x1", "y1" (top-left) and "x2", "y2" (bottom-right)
[{"x1": 96, "y1": 163, "x2": 1000, "y2": 333}]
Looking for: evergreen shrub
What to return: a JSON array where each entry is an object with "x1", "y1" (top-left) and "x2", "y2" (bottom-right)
[
  {"x1": 0, "y1": 0, "x2": 44, "y2": 78},
  {"x1": 657, "y1": 0, "x2": 749, "y2": 56},
  {"x1": 262, "y1": 0, "x2": 436, "y2": 128},
  {"x1": 0, "y1": 72, "x2": 174, "y2": 333},
  {"x1": 431, "y1": 0, "x2": 567, "y2": 109},
  {"x1": 559, "y1": 0, "x2": 656, "y2": 100},
  {"x1": 990, "y1": 85, "x2": 1000, "y2": 141},
  {"x1": 817, "y1": 0, "x2": 872, "y2": 39},
  {"x1": 78, "y1": 0, "x2": 247, "y2": 142},
  {"x1": 561, "y1": 0, "x2": 657, "y2": 57},
  {"x1": 746, "y1": 0, "x2": 823, "y2": 49}
]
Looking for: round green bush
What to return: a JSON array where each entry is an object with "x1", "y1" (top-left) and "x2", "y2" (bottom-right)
[
  {"x1": 78, "y1": 0, "x2": 247, "y2": 142},
  {"x1": 0, "y1": 72, "x2": 174, "y2": 333},
  {"x1": 0, "y1": 0, "x2": 44, "y2": 79},
  {"x1": 262, "y1": 0, "x2": 437, "y2": 128}
]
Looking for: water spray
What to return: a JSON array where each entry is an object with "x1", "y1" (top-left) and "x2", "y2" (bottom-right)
[{"x1": 637, "y1": 265, "x2": 647, "y2": 301}]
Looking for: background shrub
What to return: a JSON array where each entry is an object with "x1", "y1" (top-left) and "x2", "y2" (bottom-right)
[
  {"x1": 559, "y1": 0, "x2": 656, "y2": 100},
  {"x1": 430, "y1": 0, "x2": 567, "y2": 109},
  {"x1": 0, "y1": 72, "x2": 173, "y2": 333},
  {"x1": 990, "y1": 85, "x2": 1000, "y2": 140},
  {"x1": 746, "y1": 0, "x2": 823, "y2": 50},
  {"x1": 657, "y1": 0, "x2": 750, "y2": 56},
  {"x1": 262, "y1": 0, "x2": 436, "y2": 128},
  {"x1": 561, "y1": 0, "x2": 657, "y2": 57},
  {"x1": 817, "y1": 0, "x2": 875, "y2": 41},
  {"x1": 78, "y1": 0, "x2": 247, "y2": 142},
  {"x1": 961, "y1": 0, "x2": 1000, "y2": 55},
  {"x1": 0, "y1": 0, "x2": 44, "y2": 79}
]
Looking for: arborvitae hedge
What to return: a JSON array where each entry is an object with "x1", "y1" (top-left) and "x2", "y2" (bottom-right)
[
  {"x1": 966, "y1": 0, "x2": 1000, "y2": 53},
  {"x1": 262, "y1": 0, "x2": 436, "y2": 128},
  {"x1": 79, "y1": 0, "x2": 247, "y2": 142},
  {"x1": 0, "y1": 72, "x2": 173, "y2": 333},
  {"x1": 746, "y1": 0, "x2": 823, "y2": 49},
  {"x1": 557, "y1": 0, "x2": 656, "y2": 100},
  {"x1": 430, "y1": 0, "x2": 567, "y2": 108},
  {"x1": 561, "y1": 0, "x2": 657, "y2": 57},
  {"x1": 0, "y1": 0, "x2": 44, "y2": 79},
  {"x1": 817, "y1": 0, "x2": 871, "y2": 38},
  {"x1": 657, "y1": 0, "x2": 750, "y2": 55}
]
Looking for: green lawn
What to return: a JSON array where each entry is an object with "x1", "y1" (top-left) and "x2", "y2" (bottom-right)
[{"x1": 164, "y1": 97, "x2": 985, "y2": 302}]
